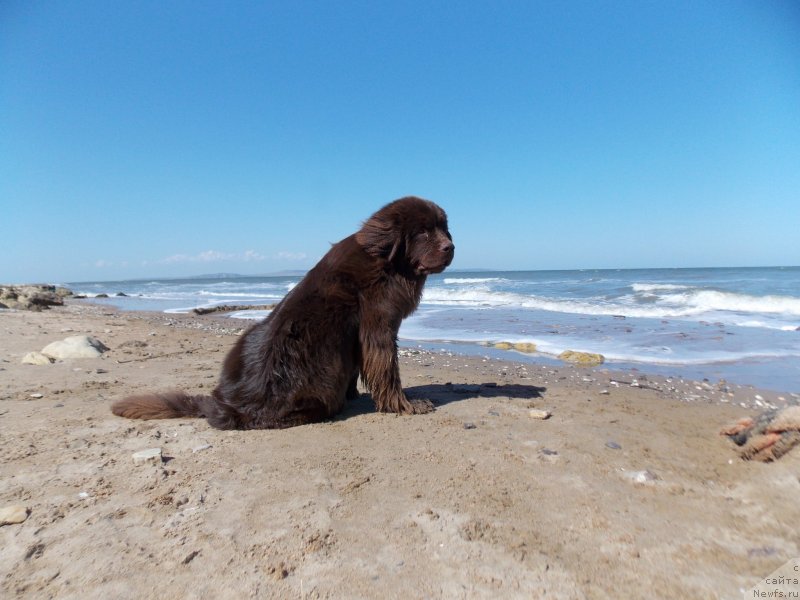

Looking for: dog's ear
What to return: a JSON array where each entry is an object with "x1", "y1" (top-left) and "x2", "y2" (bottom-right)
[{"x1": 355, "y1": 214, "x2": 404, "y2": 261}]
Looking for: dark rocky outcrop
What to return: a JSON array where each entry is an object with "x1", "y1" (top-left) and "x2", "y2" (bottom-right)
[{"x1": 0, "y1": 285, "x2": 73, "y2": 311}]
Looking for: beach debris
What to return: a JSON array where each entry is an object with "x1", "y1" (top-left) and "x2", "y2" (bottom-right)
[
  {"x1": 721, "y1": 406, "x2": 800, "y2": 461},
  {"x1": 528, "y1": 409, "x2": 551, "y2": 420},
  {"x1": 41, "y1": 335, "x2": 109, "y2": 360},
  {"x1": 493, "y1": 342, "x2": 513, "y2": 350},
  {"x1": 21, "y1": 351, "x2": 53, "y2": 365},
  {"x1": 192, "y1": 443, "x2": 212, "y2": 453},
  {"x1": 538, "y1": 448, "x2": 559, "y2": 463},
  {"x1": 192, "y1": 303, "x2": 276, "y2": 315},
  {"x1": 623, "y1": 470, "x2": 659, "y2": 485},
  {"x1": 132, "y1": 447, "x2": 163, "y2": 465},
  {"x1": 28, "y1": 393, "x2": 44, "y2": 399},
  {"x1": 0, "y1": 505, "x2": 29, "y2": 526},
  {"x1": 605, "y1": 441, "x2": 622, "y2": 450},
  {"x1": 558, "y1": 350, "x2": 605, "y2": 367},
  {"x1": 119, "y1": 340, "x2": 148, "y2": 349}
]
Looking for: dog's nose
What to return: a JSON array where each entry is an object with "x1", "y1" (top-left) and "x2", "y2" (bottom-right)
[{"x1": 441, "y1": 241, "x2": 454, "y2": 254}]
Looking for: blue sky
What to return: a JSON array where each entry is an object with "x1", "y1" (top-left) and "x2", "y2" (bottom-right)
[{"x1": 2, "y1": 1, "x2": 798, "y2": 283}]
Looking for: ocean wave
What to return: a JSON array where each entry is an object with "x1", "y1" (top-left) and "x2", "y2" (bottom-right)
[
  {"x1": 660, "y1": 290, "x2": 800, "y2": 316},
  {"x1": 420, "y1": 286, "x2": 800, "y2": 325},
  {"x1": 443, "y1": 277, "x2": 505, "y2": 284},
  {"x1": 631, "y1": 283, "x2": 690, "y2": 292}
]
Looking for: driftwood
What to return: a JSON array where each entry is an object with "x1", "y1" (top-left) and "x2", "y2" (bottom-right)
[{"x1": 192, "y1": 304, "x2": 276, "y2": 316}]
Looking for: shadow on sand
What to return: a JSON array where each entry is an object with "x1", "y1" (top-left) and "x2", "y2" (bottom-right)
[{"x1": 338, "y1": 382, "x2": 547, "y2": 420}]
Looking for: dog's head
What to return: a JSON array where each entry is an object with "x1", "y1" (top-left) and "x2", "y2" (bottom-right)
[{"x1": 356, "y1": 197, "x2": 455, "y2": 276}]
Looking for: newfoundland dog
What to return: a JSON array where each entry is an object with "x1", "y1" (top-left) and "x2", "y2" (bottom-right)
[{"x1": 111, "y1": 196, "x2": 454, "y2": 429}]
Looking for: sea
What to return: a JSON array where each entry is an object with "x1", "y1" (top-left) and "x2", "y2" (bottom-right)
[{"x1": 67, "y1": 267, "x2": 800, "y2": 392}]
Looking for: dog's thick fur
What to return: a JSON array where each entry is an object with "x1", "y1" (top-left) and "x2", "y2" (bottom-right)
[{"x1": 111, "y1": 196, "x2": 454, "y2": 429}]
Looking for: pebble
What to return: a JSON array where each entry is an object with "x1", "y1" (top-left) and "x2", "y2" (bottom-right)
[
  {"x1": 528, "y1": 409, "x2": 551, "y2": 420},
  {"x1": 21, "y1": 351, "x2": 53, "y2": 365},
  {"x1": 606, "y1": 441, "x2": 622, "y2": 450},
  {"x1": 623, "y1": 470, "x2": 659, "y2": 485},
  {"x1": 599, "y1": 389, "x2": 610, "y2": 395},
  {"x1": 192, "y1": 444, "x2": 212, "y2": 453},
  {"x1": 0, "y1": 505, "x2": 29, "y2": 525},
  {"x1": 29, "y1": 393, "x2": 44, "y2": 399},
  {"x1": 132, "y1": 447, "x2": 163, "y2": 465},
  {"x1": 463, "y1": 423, "x2": 477, "y2": 430}
]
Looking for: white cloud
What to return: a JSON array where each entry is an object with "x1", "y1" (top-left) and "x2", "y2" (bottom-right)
[
  {"x1": 159, "y1": 250, "x2": 267, "y2": 264},
  {"x1": 94, "y1": 259, "x2": 113, "y2": 268},
  {"x1": 276, "y1": 251, "x2": 307, "y2": 261},
  {"x1": 242, "y1": 250, "x2": 267, "y2": 261}
]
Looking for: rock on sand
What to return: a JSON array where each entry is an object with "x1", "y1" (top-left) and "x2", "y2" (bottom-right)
[
  {"x1": 21, "y1": 351, "x2": 54, "y2": 365},
  {"x1": 558, "y1": 350, "x2": 605, "y2": 366},
  {"x1": 0, "y1": 505, "x2": 29, "y2": 526},
  {"x1": 41, "y1": 336, "x2": 109, "y2": 359}
]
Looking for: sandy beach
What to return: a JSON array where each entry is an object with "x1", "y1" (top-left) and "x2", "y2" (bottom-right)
[{"x1": 1, "y1": 302, "x2": 799, "y2": 599}]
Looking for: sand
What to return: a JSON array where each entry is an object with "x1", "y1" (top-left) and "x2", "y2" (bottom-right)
[{"x1": 1, "y1": 303, "x2": 799, "y2": 599}]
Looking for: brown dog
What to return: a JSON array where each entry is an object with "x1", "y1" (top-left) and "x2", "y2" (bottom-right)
[{"x1": 111, "y1": 196, "x2": 454, "y2": 429}]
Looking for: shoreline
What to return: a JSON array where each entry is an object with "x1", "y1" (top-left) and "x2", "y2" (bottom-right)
[
  {"x1": 71, "y1": 299, "x2": 798, "y2": 406},
  {"x1": 2, "y1": 302, "x2": 799, "y2": 597}
]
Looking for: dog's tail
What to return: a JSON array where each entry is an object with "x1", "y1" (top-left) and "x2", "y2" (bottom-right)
[{"x1": 111, "y1": 391, "x2": 212, "y2": 421}]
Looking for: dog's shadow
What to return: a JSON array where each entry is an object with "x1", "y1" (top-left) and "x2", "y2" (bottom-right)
[{"x1": 338, "y1": 382, "x2": 546, "y2": 420}]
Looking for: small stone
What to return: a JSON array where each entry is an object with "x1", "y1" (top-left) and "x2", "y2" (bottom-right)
[
  {"x1": 558, "y1": 350, "x2": 605, "y2": 367},
  {"x1": 29, "y1": 393, "x2": 44, "y2": 399},
  {"x1": 513, "y1": 342, "x2": 537, "y2": 353},
  {"x1": 624, "y1": 470, "x2": 658, "y2": 485},
  {"x1": 599, "y1": 389, "x2": 610, "y2": 395},
  {"x1": 132, "y1": 447, "x2": 163, "y2": 465},
  {"x1": 192, "y1": 444, "x2": 212, "y2": 453},
  {"x1": 463, "y1": 423, "x2": 477, "y2": 430},
  {"x1": 606, "y1": 441, "x2": 622, "y2": 450},
  {"x1": 0, "y1": 505, "x2": 29, "y2": 525},
  {"x1": 21, "y1": 351, "x2": 53, "y2": 365},
  {"x1": 96, "y1": 368, "x2": 109, "y2": 374},
  {"x1": 528, "y1": 409, "x2": 551, "y2": 420}
]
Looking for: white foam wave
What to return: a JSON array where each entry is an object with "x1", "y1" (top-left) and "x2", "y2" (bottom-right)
[
  {"x1": 423, "y1": 285, "x2": 800, "y2": 321},
  {"x1": 421, "y1": 288, "x2": 707, "y2": 318},
  {"x1": 631, "y1": 283, "x2": 690, "y2": 292},
  {"x1": 661, "y1": 290, "x2": 800, "y2": 316},
  {"x1": 443, "y1": 277, "x2": 505, "y2": 284}
]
